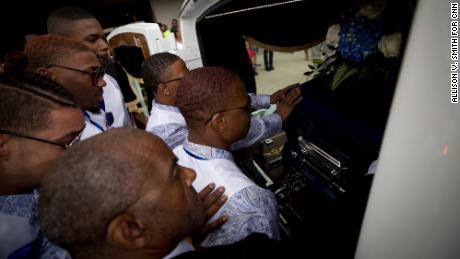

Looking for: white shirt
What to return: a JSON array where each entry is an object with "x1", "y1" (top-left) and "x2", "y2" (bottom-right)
[
  {"x1": 146, "y1": 100, "x2": 186, "y2": 130},
  {"x1": 81, "y1": 109, "x2": 108, "y2": 140},
  {"x1": 146, "y1": 100, "x2": 188, "y2": 149},
  {"x1": 80, "y1": 74, "x2": 132, "y2": 140},
  {"x1": 173, "y1": 140, "x2": 280, "y2": 247},
  {"x1": 163, "y1": 240, "x2": 194, "y2": 259},
  {"x1": 102, "y1": 74, "x2": 131, "y2": 128},
  {"x1": 174, "y1": 146, "x2": 255, "y2": 212}
]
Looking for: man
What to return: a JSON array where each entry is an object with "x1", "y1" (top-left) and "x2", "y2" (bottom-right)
[
  {"x1": 25, "y1": 34, "x2": 108, "y2": 139},
  {"x1": 0, "y1": 75, "x2": 226, "y2": 258},
  {"x1": 38, "y1": 128, "x2": 351, "y2": 259},
  {"x1": 47, "y1": 6, "x2": 132, "y2": 128},
  {"x1": 142, "y1": 53, "x2": 189, "y2": 148},
  {"x1": 0, "y1": 73, "x2": 85, "y2": 258},
  {"x1": 39, "y1": 129, "x2": 207, "y2": 258},
  {"x1": 171, "y1": 18, "x2": 178, "y2": 33},
  {"x1": 174, "y1": 67, "x2": 302, "y2": 246},
  {"x1": 141, "y1": 52, "x2": 301, "y2": 150}
]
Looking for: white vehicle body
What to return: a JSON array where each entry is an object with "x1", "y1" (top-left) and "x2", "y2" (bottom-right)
[
  {"x1": 108, "y1": 0, "x2": 459, "y2": 256},
  {"x1": 178, "y1": 0, "x2": 460, "y2": 258}
]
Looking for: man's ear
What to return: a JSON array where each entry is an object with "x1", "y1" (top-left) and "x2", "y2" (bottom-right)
[
  {"x1": 106, "y1": 213, "x2": 148, "y2": 249},
  {"x1": 210, "y1": 113, "x2": 226, "y2": 131},
  {"x1": 158, "y1": 84, "x2": 170, "y2": 96},
  {"x1": 0, "y1": 135, "x2": 10, "y2": 160}
]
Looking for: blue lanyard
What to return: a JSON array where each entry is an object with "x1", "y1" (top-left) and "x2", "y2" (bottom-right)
[
  {"x1": 100, "y1": 100, "x2": 106, "y2": 111},
  {"x1": 84, "y1": 111, "x2": 107, "y2": 132},
  {"x1": 183, "y1": 147, "x2": 208, "y2": 160}
]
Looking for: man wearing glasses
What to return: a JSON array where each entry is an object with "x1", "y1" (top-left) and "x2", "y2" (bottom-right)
[
  {"x1": 0, "y1": 74, "x2": 85, "y2": 258},
  {"x1": 47, "y1": 6, "x2": 132, "y2": 130},
  {"x1": 174, "y1": 67, "x2": 301, "y2": 247},
  {"x1": 142, "y1": 52, "x2": 302, "y2": 150},
  {"x1": 25, "y1": 34, "x2": 109, "y2": 140}
]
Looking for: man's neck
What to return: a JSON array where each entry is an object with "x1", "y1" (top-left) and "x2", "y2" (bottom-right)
[
  {"x1": 156, "y1": 96, "x2": 176, "y2": 107},
  {"x1": 87, "y1": 107, "x2": 103, "y2": 114},
  {"x1": 188, "y1": 128, "x2": 230, "y2": 151}
]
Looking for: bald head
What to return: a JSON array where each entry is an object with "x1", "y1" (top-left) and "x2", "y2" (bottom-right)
[{"x1": 39, "y1": 128, "x2": 174, "y2": 255}]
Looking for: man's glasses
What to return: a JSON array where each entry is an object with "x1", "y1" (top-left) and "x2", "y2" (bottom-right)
[
  {"x1": 159, "y1": 77, "x2": 184, "y2": 85},
  {"x1": 47, "y1": 64, "x2": 105, "y2": 85},
  {"x1": 204, "y1": 97, "x2": 252, "y2": 124},
  {"x1": 0, "y1": 128, "x2": 85, "y2": 149}
]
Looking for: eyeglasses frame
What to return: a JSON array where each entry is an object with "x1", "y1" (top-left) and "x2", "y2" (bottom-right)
[
  {"x1": 0, "y1": 128, "x2": 84, "y2": 149},
  {"x1": 204, "y1": 96, "x2": 253, "y2": 124},
  {"x1": 46, "y1": 64, "x2": 105, "y2": 85}
]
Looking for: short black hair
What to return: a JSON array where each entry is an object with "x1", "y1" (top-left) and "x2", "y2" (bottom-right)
[
  {"x1": 24, "y1": 34, "x2": 93, "y2": 71},
  {"x1": 141, "y1": 52, "x2": 181, "y2": 96},
  {"x1": 176, "y1": 66, "x2": 244, "y2": 122},
  {"x1": 0, "y1": 72, "x2": 77, "y2": 134},
  {"x1": 47, "y1": 7, "x2": 95, "y2": 35},
  {"x1": 39, "y1": 128, "x2": 163, "y2": 256}
]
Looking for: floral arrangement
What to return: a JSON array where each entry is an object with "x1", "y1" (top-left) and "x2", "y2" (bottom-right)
[
  {"x1": 337, "y1": 16, "x2": 384, "y2": 62},
  {"x1": 305, "y1": 6, "x2": 403, "y2": 91}
]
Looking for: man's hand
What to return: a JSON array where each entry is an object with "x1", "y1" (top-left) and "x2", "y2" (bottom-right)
[
  {"x1": 192, "y1": 183, "x2": 229, "y2": 244},
  {"x1": 270, "y1": 83, "x2": 299, "y2": 104},
  {"x1": 275, "y1": 87, "x2": 303, "y2": 121},
  {"x1": 198, "y1": 183, "x2": 227, "y2": 220}
]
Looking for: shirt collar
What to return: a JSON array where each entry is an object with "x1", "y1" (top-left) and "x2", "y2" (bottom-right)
[
  {"x1": 183, "y1": 139, "x2": 234, "y2": 161},
  {"x1": 152, "y1": 100, "x2": 181, "y2": 113}
]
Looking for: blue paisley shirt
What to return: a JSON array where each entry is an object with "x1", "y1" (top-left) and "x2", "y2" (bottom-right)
[
  {"x1": 179, "y1": 140, "x2": 281, "y2": 247},
  {"x1": 0, "y1": 189, "x2": 70, "y2": 259}
]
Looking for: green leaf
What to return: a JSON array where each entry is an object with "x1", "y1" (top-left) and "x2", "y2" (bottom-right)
[
  {"x1": 330, "y1": 62, "x2": 358, "y2": 91},
  {"x1": 312, "y1": 59, "x2": 323, "y2": 64},
  {"x1": 304, "y1": 71, "x2": 315, "y2": 75},
  {"x1": 323, "y1": 55, "x2": 337, "y2": 63},
  {"x1": 308, "y1": 64, "x2": 316, "y2": 70}
]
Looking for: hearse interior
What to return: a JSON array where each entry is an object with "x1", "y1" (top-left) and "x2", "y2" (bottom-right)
[
  {"x1": 102, "y1": 0, "x2": 458, "y2": 257},
  {"x1": 173, "y1": 0, "x2": 415, "y2": 256}
]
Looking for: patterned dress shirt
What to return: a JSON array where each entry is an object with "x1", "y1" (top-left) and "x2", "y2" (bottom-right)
[
  {"x1": 0, "y1": 189, "x2": 70, "y2": 259},
  {"x1": 176, "y1": 140, "x2": 281, "y2": 247},
  {"x1": 146, "y1": 94, "x2": 282, "y2": 150}
]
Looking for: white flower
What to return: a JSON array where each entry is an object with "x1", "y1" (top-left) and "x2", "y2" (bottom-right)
[
  {"x1": 378, "y1": 32, "x2": 402, "y2": 58},
  {"x1": 325, "y1": 24, "x2": 341, "y2": 47}
]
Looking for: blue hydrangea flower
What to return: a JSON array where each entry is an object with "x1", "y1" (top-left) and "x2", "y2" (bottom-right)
[{"x1": 338, "y1": 16, "x2": 384, "y2": 62}]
